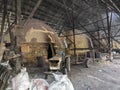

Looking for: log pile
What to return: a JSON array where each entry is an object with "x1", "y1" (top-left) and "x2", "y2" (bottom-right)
[{"x1": 0, "y1": 65, "x2": 11, "y2": 90}]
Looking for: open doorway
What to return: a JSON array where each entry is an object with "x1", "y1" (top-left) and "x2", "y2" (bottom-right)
[{"x1": 47, "y1": 43, "x2": 56, "y2": 59}]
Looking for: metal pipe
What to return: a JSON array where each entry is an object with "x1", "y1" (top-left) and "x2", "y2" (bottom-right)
[
  {"x1": 77, "y1": 22, "x2": 106, "y2": 48},
  {"x1": 25, "y1": 0, "x2": 43, "y2": 25},
  {"x1": 109, "y1": 0, "x2": 120, "y2": 13}
]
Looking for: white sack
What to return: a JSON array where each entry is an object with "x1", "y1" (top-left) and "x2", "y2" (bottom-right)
[
  {"x1": 49, "y1": 73, "x2": 74, "y2": 90},
  {"x1": 12, "y1": 68, "x2": 30, "y2": 90}
]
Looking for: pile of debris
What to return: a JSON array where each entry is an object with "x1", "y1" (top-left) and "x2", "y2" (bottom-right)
[{"x1": 0, "y1": 61, "x2": 74, "y2": 90}]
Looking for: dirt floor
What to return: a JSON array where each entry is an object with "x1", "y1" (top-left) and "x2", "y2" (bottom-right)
[
  {"x1": 27, "y1": 56, "x2": 120, "y2": 90},
  {"x1": 69, "y1": 58, "x2": 120, "y2": 90}
]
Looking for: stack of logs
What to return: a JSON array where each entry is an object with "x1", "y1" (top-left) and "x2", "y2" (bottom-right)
[{"x1": 0, "y1": 65, "x2": 11, "y2": 90}]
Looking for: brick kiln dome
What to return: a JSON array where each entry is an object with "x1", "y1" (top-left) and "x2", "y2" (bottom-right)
[{"x1": 15, "y1": 19, "x2": 62, "y2": 48}]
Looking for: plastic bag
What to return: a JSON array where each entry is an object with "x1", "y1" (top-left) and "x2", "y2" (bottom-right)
[
  {"x1": 1, "y1": 61, "x2": 12, "y2": 69},
  {"x1": 49, "y1": 73, "x2": 74, "y2": 90},
  {"x1": 30, "y1": 79, "x2": 49, "y2": 90},
  {"x1": 12, "y1": 68, "x2": 30, "y2": 90}
]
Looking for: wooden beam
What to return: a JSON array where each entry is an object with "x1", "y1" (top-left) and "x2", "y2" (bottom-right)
[{"x1": 25, "y1": 0, "x2": 42, "y2": 24}]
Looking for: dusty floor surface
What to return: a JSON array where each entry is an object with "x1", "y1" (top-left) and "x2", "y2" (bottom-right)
[
  {"x1": 27, "y1": 57, "x2": 120, "y2": 90},
  {"x1": 69, "y1": 59, "x2": 120, "y2": 90}
]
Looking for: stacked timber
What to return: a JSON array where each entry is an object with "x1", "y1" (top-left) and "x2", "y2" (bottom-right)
[{"x1": 0, "y1": 65, "x2": 11, "y2": 90}]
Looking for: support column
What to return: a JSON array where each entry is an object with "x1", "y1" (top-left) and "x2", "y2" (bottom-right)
[
  {"x1": 106, "y1": 4, "x2": 112, "y2": 61},
  {"x1": 0, "y1": 0, "x2": 8, "y2": 43},
  {"x1": 72, "y1": 2, "x2": 76, "y2": 64},
  {"x1": 97, "y1": 29, "x2": 101, "y2": 51},
  {"x1": 17, "y1": 0, "x2": 21, "y2": 25},
  {"x1": 72, "y1": 20, "x2": 76, "y2": 64},
  {"x1": 14, "y1": 0, "x2": 21, "y2": 47},
  {"x1": 14, "y1": 0, "x2": 21, "y2": 24}
]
